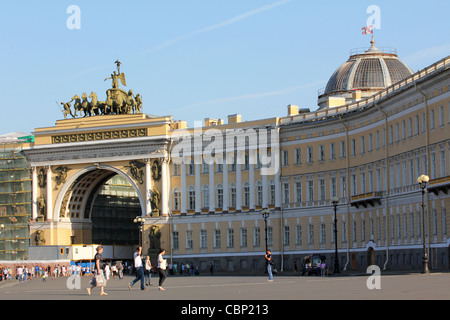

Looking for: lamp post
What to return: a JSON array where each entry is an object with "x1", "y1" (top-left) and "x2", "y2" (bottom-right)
[
  {"x1": 332, "y1": 196, "x2": 340, "y2": 274},
  {"x1": 261, "y1": 209, "x2": 271, "y2": 253},
  {"x1": 417, "y1": 174, "x2": 430, "y2": 274},
  {"x1": 133, "y1": 216, "x2": 144, "y2": 248}
]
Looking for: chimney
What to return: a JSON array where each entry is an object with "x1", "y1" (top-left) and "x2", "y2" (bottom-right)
[
  {"x1": 287, "y1": 105, "x2": 299, "y2": 116},
  {"x1": 228, "y1": 114, "x2": 242, "y2": 124}
]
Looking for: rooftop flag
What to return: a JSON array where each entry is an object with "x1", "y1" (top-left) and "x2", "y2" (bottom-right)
[{"x1": 362, "y1": 25, "x2": 373, "y2": 35}]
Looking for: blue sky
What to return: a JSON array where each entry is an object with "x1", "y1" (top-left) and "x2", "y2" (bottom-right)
[{"x1": 0, "y1": 0, "x2": 449, "y2": 134}]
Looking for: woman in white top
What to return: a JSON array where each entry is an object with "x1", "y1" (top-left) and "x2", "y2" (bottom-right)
[
  {"x1": 144, "y1": 255, "x2": 153, "y2": 286},
  {"x1": 157, "y1": 248, "x2": 167, "y2": 291}
]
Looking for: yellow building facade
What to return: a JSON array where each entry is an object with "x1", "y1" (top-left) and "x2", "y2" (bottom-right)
[{"x1": 19, "y1": 45, "x2": 450, "y2": 273}]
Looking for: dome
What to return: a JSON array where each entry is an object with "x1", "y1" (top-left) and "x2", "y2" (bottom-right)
[{"x1": 318, "y1": 39, "x2": 413, "y2": 109}]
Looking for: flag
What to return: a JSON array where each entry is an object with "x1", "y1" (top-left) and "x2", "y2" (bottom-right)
[{"x1": 362, "y1": 25, "x2": 373, "y2": 35}]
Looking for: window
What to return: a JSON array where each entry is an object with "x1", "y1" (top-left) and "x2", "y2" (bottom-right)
[
  {"x1": 172, "y1": 231, "x2": 179, "y2": 250},
  {"x1": 319, "y1": 145, "x2": 325, "y2": 161},
  {"x1": 230, "y1": 183, "x2": 236, "y2": 208},
  {"x1": 254, "y1": 227, "x2": 260, "y2": 247},
  {"x1": 330, "y1": 177, "x2": 337, "y2": 198},
  {"x1": 284, "y1": 226, "x2": 290, "y2": 246},
  {"x1": 269, "y1": 180, "x2": 275, "y2": 205},
  {"x1": 188, "y1": 186, "x2": 195, "y2": 210},
  {"x1": 320, "y1": 223, "x2": 326, "y2": 243},
  {"x1": 200, "y1": 230, "x2": 207, "y2": 249},
  {"x1": 173, "y1": 163, "x2": 180, "y2": 176},
  {"x1": 340, "y1": 141, "x2": 346, "y2": 158},
  {"x1": 360, "y1": 136, "x2": 365, "y2": 153},
  {"x1": 439, "y1": 105, "x2": 444, "y2": 127},
  {"x1": 430, "y1": 109, "x2": 435, "y2": 130},
  {"x1": 216, "y1": 184, "x2": 224, "y2": 208},
  {"x1": 241, "y1": 228, "x2": 248, "y2": 247},
  {"x1": 214, "y1": 230, "x2": 221, "y2": 248},
  {"x1": 227, "y1": 229, "x2": 234, "y2": 248},
  {"x1": 415, "y1": 115, "x2": 420, "y2": 135},
  {"x1": 282, "y1": 182, "x2": 290, "y2": 204},
  {"x1": 267, "y1": 226, "x2": 273, "y2": 246},
  {"x1": 256, "y1": 181, "x2": 263, "y2": 206},
  {"x1": 173, "y1": 188, "x2": 181, "y2": 211},
  {"x1": 308, "y1": 224, "x2": 314, "y2": 244},
  {"x1": 351, "y1": 139, "x2": 356, "y2": 156},
  {"x1": 282, "y1": 150, "x2": 289, "y2": 166},
  {"x1": 295, "y1": 148, "x2": 301, "y2": 164},
  {"x1": 307, "y1": 147, "x2": 313, "y2": 163},
  {"x1": 295, "y1": 181, "x2": 302, "y2": 203},
  {"x1": 202, "y1": 185, "x2": 209, "y2": 208},
  {"x1": 330, "y1": 143, "x2": 335, "y2": 160},
  {"x1": 243, "y1": 182, "x2": 250, "y2": 207},
  {"x1": 296, "y1": 225, "x2": 302, "y2": 245},
  {"x1": 368, "y1": 134, "x2": 372, "y2": 152},
  {"x1": 319, "y1": 179, "x2": 326, "y2": 201},
  {"x1": 307, "y1": 180, "x2": 314, "y2": 202},
  {"x1": 186, "y1": 231, "x2": 193, "y2": 249}
]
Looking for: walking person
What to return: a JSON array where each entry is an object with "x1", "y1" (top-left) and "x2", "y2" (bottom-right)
[
  {"x1": 87, "y1": 245, "x2": 108, "y2": 296},
  {"x1": 157, "y1": 248, "x2": 167, "y2": 291},
  {"x1": 144, "y1": 255, "x2": 153, "y2": 286},
  {"x1": 128, "y1": 246, "x2": 146, "y2": 291},
  {"x1": 264, "y1": 249, "x2": 274, "y2": 282}
]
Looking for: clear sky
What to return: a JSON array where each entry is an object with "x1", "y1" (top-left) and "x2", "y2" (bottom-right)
[{"x1": 0, "y1": 0, "x2": 449, "y2": 135}]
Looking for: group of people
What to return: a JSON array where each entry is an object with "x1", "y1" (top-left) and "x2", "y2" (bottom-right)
[
  {"x1": 0, "y1": 264, "x2": 72, "y2": 282},
  {"x1": 87, "y1": 245, "x2": 168, "y2": 296}
]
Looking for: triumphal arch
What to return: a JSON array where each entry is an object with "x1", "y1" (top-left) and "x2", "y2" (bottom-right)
[{"x1": 24, "y1": 62, "x2": 181, "y2": 253}]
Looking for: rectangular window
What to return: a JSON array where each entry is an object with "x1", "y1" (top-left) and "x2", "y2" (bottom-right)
[
  {"x1": 186, "y1": 231, "x2": 193, "y2": 249},
  {"x1": 214, "y1": 229, "x2": 221, "y2": 248},
  {"x1": 200, "y1": 230, "x2": 207, "y2": 249},
  {"x1": 227, "y1": 229, "x2": 234, "y2": 248},
  {"x1": 172, "y1": 231, "x2": 179, "y2": 250},
  {"x1": 240, "y1": 228, "x2": 247, "y2": 248}
]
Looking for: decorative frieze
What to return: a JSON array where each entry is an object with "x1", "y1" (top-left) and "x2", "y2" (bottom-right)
[{"x1": 51, "y1": 128, "x2": 147, "y2": 144}]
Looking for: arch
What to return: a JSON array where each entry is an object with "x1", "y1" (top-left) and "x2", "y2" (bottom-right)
[{"x1": 53, "y1": 164, "x2": 145, "y2": 221}]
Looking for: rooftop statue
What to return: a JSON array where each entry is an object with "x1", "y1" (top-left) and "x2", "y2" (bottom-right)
[{"x1": 60, "y1": 60, "x2": 142, "y2": 118}]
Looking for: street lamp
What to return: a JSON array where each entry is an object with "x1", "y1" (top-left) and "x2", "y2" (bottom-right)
[
  {"x1": 417, "y1": 174, "x2": 430, "y2": 274},
  {"x1": 133, "y1": 216, "x2": 144, "y2": 247},
  {"x1": 332, "y1": 196, "x2": 340, "y2": 274},
  {"x1": 261, "y1": 209, "x2": 271, "y2": 254}
]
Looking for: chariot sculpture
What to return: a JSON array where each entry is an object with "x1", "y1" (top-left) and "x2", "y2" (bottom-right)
[{"x1": 58, "y1": 60, "x2": 143, "y2": 118}]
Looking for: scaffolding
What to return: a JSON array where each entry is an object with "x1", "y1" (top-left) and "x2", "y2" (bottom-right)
[{"x1": 0, "y1": 142, "x2": 32, "y2": 260}]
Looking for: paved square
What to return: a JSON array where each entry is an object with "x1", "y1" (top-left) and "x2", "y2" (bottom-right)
[{"x1": 1, "y1": 272, "x2": 449, "y2": 301}]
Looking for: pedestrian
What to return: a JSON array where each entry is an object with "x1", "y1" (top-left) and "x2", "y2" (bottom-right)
[
  {"x1": 157, "y1": 248, "x2": 167, "y2": 291},
  {"x1": 264, "y1": 249, "x2": 274, "y2": 282},
  {"x1": 210, "y1": 263, "x2": 214, "y2": 275},
  {"x1": 128, "y1": 246, "x2": 146, "y2": 291},
  {"x1": 144, "y1": 255, "x2": 153, "y2": 286},
  {"x1": 86, "y1": 245, "x2": 108, "y2": 296},
  {"x1": 294, "y1": 259, "x2": 298, "y2": 276},
  {"x1": 321, "y1": 260, "x2": 327, "y2": 277}
]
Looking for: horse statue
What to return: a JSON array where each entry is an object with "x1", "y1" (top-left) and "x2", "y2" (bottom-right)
[
  {"x1": 127, "y1": 89, "x2": 136, "y2": 114},
  {"x1": 71, "y1": 95, "x2": 84, "y2": 117},
  {"x1": 89, "y1": 92, "x2": 108, "y2": 115},
  {"x1": 81, "y1": 93, "x2": 90, "y2": 117}
]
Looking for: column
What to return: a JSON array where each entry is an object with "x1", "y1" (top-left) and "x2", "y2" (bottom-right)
[
  {"x1": 145, "y1": 159, "x2": 152, "y2": 216},
  {"x1": 161, "y1": 158, "x2": 169, "y2": 216},
  {"x1": 262, "y1": 172, "x2": 268, "y2": 209},
  {"x1": 209, "y1": 163, "x2": 215, "y2": 213},
  {"x1": 223, "y1": 155, "x2": 228, "y2": 213},
  {"x1": 195, "y1": 163, "x2": 201, "y2": 214},
  {"x1": 249, "y1": 161, "x2": 255, "y2": 211},
  {"x1": 236, "y1": 162, "x2": 242, "y2": 212},
  {"x1": 31, "y1": 167, "x2": 38, "y2": 220},
  {"x1": 275, "y1": 165, "x2": 281, "y2": 210},
  {"x1": 46, "y1": 166, "x2": 53, "y2": 220},
  {"x1": 180, "y1": 162, "x2": 187, "y2": 214}
]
